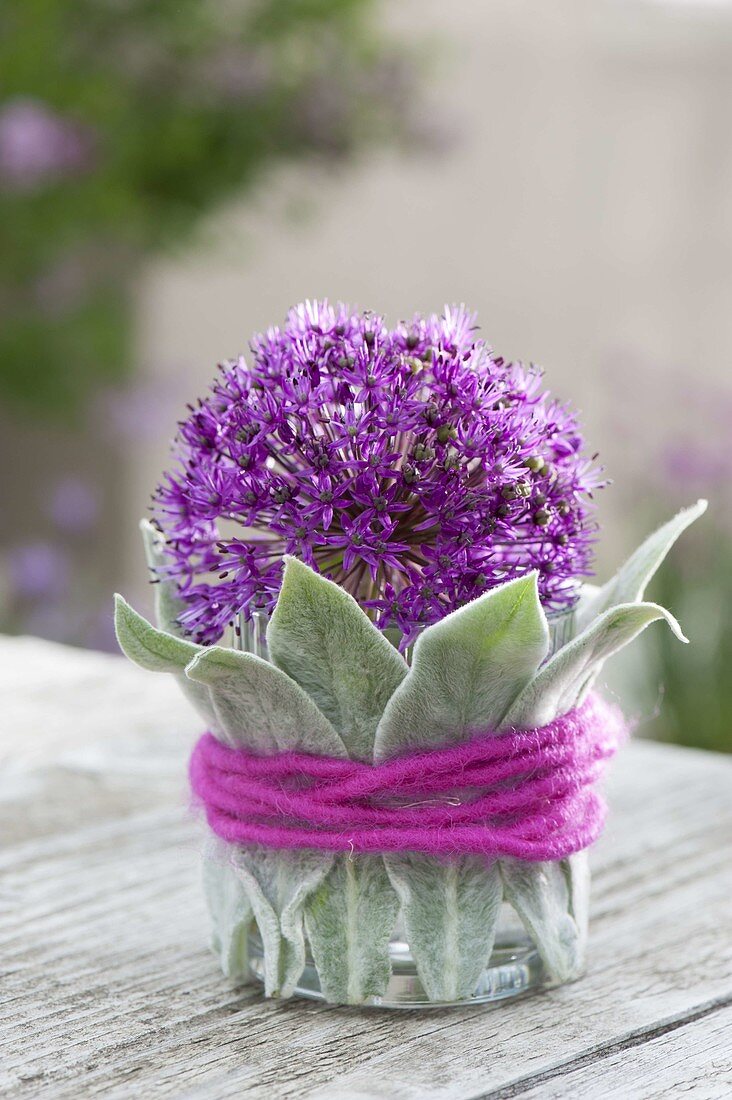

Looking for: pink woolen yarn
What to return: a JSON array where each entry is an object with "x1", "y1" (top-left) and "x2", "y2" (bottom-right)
[{"x1": 189, "y1": 692, "x2": 627, "y2": 862}]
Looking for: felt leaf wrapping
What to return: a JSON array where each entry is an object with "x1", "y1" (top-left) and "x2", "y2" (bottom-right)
[
  {"x1": 504, "y1": 602, "x2": 686, "y2": 731},
  {"x1": 115, "y1": 503, "x2": 705, "y2": 1002},
  {"x1": 374, "y1": 572, "x2": 550, "y2": 760},
  {"x1": 184, "y1": 645, "x2": 347, "y2": 758},
  {"x1": 117, "y1": 538, "x2": 258, "y2": 985},
  {"x1": 495, "y1": 504, "x2": 706, "y2": 983},
  {"x1": 304, "y1": 857, "x2": 401, "y2": 1004},
  {"x1": 383, "y1": 855, "x2": 503, "y2": 1002},
  {"x1": 185, "y1": 643, "x2": 348, "y2": 997},
  {"x1": 202, "y1": 839, "x2": 253, "y2": 980},
  {"x1": 267, "y1": 556, "x2": 409, "y2": 761},
  {"x1": 373, "y1": 573, "x2": 549, "y2": 1000},
  {"x1": 499, "y1": 605, "x2": 683, "y2": 981},
  {"x1": 564, "y1": 849, "x2": 591, "y2": 963},
  {"x1": 267, "y1": 557, "x2": 409, "y2": 1003},
  {"x1": 121, "y1": 528, "x2": 253, "y2": 983},
  {"x1": 499, "y1": 858, "x2": 581, "y2": 984},
  {"x1": 112, "y1": 587, "x2": 357, "y2": 999},
  {"x1": 227, "y1": 845, "x2": 336, "y2": 998}
]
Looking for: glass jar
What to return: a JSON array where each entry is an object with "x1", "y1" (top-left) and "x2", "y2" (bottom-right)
[
  {"x1": 236, "y1": 604, "x2": 577, "y2": 662},
  {"x1": 246, "y1": 911, "x2": 545, "y2": 1008}
]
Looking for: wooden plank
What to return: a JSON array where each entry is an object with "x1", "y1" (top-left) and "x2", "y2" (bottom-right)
[
  {"x1": 510, "y1": 1004, "x2": 732, "y2": 1100},
  {"x1": 1, "y1": 639, "x2": 731, "y2": 1099}
]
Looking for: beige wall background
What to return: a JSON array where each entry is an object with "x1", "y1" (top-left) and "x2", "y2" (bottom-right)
[{"x1": 127, "y1": 0, "x2": 732, "y2": 604}]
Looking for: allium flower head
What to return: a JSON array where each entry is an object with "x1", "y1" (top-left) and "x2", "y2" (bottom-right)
[{"x1": 154, "y1": 302, "x2": 603, "y2": 646}]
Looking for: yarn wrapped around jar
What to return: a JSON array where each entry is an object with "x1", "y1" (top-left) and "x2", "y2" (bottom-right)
[{"x1": 190, "y1": 691, "x2": 626, "y2": 863}]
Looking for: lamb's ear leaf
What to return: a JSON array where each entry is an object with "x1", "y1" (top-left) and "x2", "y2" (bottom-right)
[
  {"x1": 304, "y1": 856, "x2": 400, "y2": 1005},
  {"x1": 563, "y1": 850, "x2": 591, "y2": 964},
  {"x1": 265, "y1": 561, "x2": 406, "y2": 1000},
  {"x1": 202, "y1": 841, "x2": 254, "y2": 982},
  {"x1": 138, "y1": 519, "x2": 219, "y2": 727},
  {"x1": 229, "y1": 846, "x2": 336, "y2": 999},
  {"x1": 500, "y1": 604, "x2": 685, "y2": 977},
  {"x1": 186, "y1": 644, "x2": 346, "y2": 998},
  {"x1": 384, "y1": 855, "x2": 503, "y2": 1002},
  {"x1": 184, "y1": 645, "x2": 347, "y2": 757},
  {"x1": 493, "y1": 510, "x2": 704, "y2": 987},
  {"x1": 504, "y1": 600, "x2": 685, "y2": 729},
  {"x1": 371, "y1": 573, "x2": 547, "y2": 1001},
  {"x1": 374, "y1": 571, "x2": 549, "y2": 761},
  {"x1": 500, "y1": 858, "x2": 588, "y2": 984},
  {"x1": 267, "y1": 556, "x2": 408, "y2": 761},
  {"x1": 140, "y1": 519, "x2": 188, "y2": 634},
  {"x1": 576, "y1": 499, "x2": 707, "y2": 631},
  {"x1": 113, "y1": 594, "x2": 200, "y2": 673}
]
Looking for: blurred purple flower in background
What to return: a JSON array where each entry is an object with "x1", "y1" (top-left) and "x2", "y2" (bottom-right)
[
  {"x1": 47, "y1": 476, "x2": 100, "y2": 533},
  {"x1": 92, "y1": 377, "x2": 181, "y2": 445},
  {"x1": 0, "y1": 98, "x2": 95, "y2": 192},
  {"x1": 7, "y1": 541, "x2": 70, "y2": 600},
  {"x1": 662, "y1": 443, "x2": 728, "y2": 497},
  {"x1": 155, "y1": 301, "x2": 603, "y2": 647}
]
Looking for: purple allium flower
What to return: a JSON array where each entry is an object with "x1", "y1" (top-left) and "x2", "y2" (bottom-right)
[
  {"x1": 154, "y1": 302, "x2": 604, "y2": 646},
  {"x1": 0, "y1": 98, "x2": 94, "y2": 192}
]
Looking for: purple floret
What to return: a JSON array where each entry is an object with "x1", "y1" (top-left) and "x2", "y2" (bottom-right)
[{"x1": 154, "y1": 301, "x2": 604, "y2": 646}]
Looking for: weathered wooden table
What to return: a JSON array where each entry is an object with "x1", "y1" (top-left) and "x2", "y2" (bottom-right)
[{"x1": 2, "y1": 636, "x2": 731, "y2": 1099}]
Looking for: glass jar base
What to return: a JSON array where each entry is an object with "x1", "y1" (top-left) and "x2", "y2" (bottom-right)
[{"x1": 247, "y1": 928, "x2": 545, "y2": 1008}]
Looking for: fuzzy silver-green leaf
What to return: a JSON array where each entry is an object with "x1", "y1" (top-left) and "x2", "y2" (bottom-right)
[
  {"x1": 202, "y1": 841, "x2": 254, "y2": 981},
  {"x1": 575, "y1": 499, "x2": 707, "y2": 632},
  {"x1": 500, "y1": 859, "x2": 583, "y2": 983},
  {"x1": 113, "y1": 594, "x2": 200, "y2": 673},
  {"x1": 304, "y1": 856, "x2": 400, "y2": 1004},
  {"x1": 372, "y1": 574, "x2": 549, "y2": 1000},
  {"x1": 231, "y1": 846, "x2": 336, "y2": 998},
  {"x1": 374, "y1": 572, "x2": 549, "y2": 761},
  {"x1": 496, "y1": 506, "x2": 706, "y2": 986},
  {"x1": 505, "y1": 600, "x2": 685, "y2": 729},
  {"x1": 187, "y1": 641, "x2": 346, "y2": 997},
  {"x1": 185, "y1": 645, "x2": 347, "y2": 757},
  {"x1": 267, "y1": 556, "x2": 408, "y2": 760},
  {"x1": 384, "y1": 855, "x2": 503, "y2": 1001}
]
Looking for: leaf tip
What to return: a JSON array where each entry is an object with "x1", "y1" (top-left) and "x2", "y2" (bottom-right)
[
  {"x1": 113, "y1": 592, "x2": 132, "y2": 622},
  {"x1": 139, "y1": 518, "x2": 163, "y2": 546},
  {"x1": 659, "y1": 605, "x2": 688, "y2": 644},
  {"x1": 281, "y1": 554, "x2": 315, "y2": 579},
  {"x1": 278, "y1": 554, "x2": 313, "y2": 591},
  {"x1": 113, "y1": 593, "x2": 143, "y2": 660},
  {"x1": 523, "y1": 569, "x2": 541, "y2": 598}
]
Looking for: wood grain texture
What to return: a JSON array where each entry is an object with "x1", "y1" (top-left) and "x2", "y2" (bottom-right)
[{"x1": 1, "y1": 636, "x2": 731, "y2": 1099}]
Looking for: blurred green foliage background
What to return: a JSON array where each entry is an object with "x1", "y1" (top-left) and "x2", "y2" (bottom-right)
[{"x1": 0, "y1": 0, "x2": 410, "y2": 414}]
